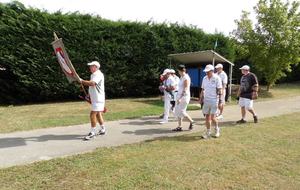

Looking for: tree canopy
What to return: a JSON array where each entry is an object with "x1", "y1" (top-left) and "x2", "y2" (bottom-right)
[{"x1": 233, "y1": 0, "x2": 300, "y2": 90}]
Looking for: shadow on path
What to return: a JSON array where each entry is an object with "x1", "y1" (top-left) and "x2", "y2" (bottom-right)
[{"x1": 0, "y1": 134, "x2": 83, "y2": 149}]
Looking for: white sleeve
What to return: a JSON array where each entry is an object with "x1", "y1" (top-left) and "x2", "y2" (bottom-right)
[{"x1": 91, "y1": 72, "x2": 102, "y2": 84}]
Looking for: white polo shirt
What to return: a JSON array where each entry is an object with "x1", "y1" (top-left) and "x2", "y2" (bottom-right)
[
  {"x1": 177, "y1": 74, "x2": 191, "y2": 100},
  {"x1": 217, "y1": 71, "x2": 228, "y2": 88},
  {"x1": 201, "y1": 74, "x2": 222, "y2": 103},
  {"x1": 89, "y1": 70, "x2": 105, "y2": 103}
]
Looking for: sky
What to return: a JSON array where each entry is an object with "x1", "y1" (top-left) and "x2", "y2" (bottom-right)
[{"x1": 0, "y1": 0, "x2": 259, "y2": 35}]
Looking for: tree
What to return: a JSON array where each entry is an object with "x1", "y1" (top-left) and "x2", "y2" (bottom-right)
[{"x1": 233, "y1": 0, "x2": 300, "y2": 90}]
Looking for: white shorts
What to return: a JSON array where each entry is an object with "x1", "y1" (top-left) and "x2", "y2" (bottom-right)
[
  {"x1": 202, "y1": 101, "x2": 218, "y2": 115},
  {"x1": 174, "y1": 98, "x2": 190, "y2": 118},
  {"x1": 91, "y1": 102, "x2": 105, "y2": 112},
  {"x1": 239, "y1": 97, "x2": 253, "y2": 109}
]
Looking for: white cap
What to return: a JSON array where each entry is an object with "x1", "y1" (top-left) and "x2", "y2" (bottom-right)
[
  {"x1": 239, "y1": 65, "x2": 250, "y2": 70},
  {"x1": 87, "y1": 61, "x2": 100, "y2": 69},
  {"x1": 169, "y1": 69, "x2": 176, "y2": 74},
  {"x1": 162, "y1": 69, "x2": 171, "y2": 75},
  {"x1": 203, "y1": 64, "x2": 214, "y2": 72},
  {"x1": 215, "y1": 63, "x2": 223, "y2": 69}
]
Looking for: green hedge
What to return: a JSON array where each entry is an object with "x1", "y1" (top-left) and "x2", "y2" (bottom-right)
[{"x1": 0, "y1": 2, "x2": 235, "y2": 104}]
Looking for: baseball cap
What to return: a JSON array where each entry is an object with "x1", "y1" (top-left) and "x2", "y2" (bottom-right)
[
  {"x1": 215, "y1": 63, "x2": 223, "y2": 69},
  {"x1": 239, "y1": 65, "x2": 250, "y2": 70},
  {"x1": 169, "y1": 69, "x2": 176, "y2": 74},
  {"x1": 203, "y1": 64, "x2": 214, "y2": 72},
  {"x1": 87, "y1": 61, "x2": 100, "y2": 69},
  {"x1": 162, "y1": 69, "x2": 171, "y2": 75}
]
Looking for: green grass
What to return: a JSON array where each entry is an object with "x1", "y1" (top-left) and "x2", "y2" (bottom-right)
[
  {"x1": 227, "y1": 82, "x2": 300, "y2": 103},
  {"x1": 0, "y1": 82, "x2": 299, "y2": 133},
  {"x1": 0, "y1": 97, "x2": 199, "y2": 133},
  {"x1": 0, "y1": 112, "x2": 299, "y2": 189}
]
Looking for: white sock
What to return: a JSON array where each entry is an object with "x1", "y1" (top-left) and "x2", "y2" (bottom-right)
[
  {"x1": 207, "y1": 129, "x2": 211, "y2": 134},
  {"x1": 90, "y1": 127, "x2": 96, "y2": 134},
  {"x1": 100, "y1": 125, "x2": 105, "y2": 131},
  {"x1": 215, "y1": 126, "x2": 220, "y2": 132}
]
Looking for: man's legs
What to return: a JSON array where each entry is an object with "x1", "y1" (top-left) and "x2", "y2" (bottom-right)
[
  {"x1": 211, "y1": 114, "x2": 220, "y2": 137},
  {"x1": 241, "y1": 106, "x2": 246, "y2": 119},
  {"x1": 85, "y1": 111, "x2": 98, "y2": 140},
  {"x1": 96, "y1": 112, "x2": 106, "y2": 134},
  {"x1": 237, "y1": 98, "x2": 247, "y2": 123},
  {"x1": 96, "y1": 112, "x2": 104, "y2": 126},
  {"x1": 248, "y1": 108, "x2": 258, "y2": 123},
  {"x1": 90, "y1": 111, "x2": 97, "y2": 129}
]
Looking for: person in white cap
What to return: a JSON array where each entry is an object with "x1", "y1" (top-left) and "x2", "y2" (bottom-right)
[
  {"x1": 199, "y1": 64, "x2": 222, "y2": 138},
  {"x1": 215, "y1": 63, "x2": 228, "y2": 119},
  {"x1": 172, "y1": 65, "x2": 195, "y2": 131},
  {"x1": 80, "y1": 61, "x2": 106, "y2": 140},
  {"x1": 169, "y1": 69, "x2": 179, "y2": 111},
  {"x1": 159, "y1": 69, "x2": 177, "y2": 124},
  {"x1": 237, "y1": 65, "x2": 259, "y2": 124}
]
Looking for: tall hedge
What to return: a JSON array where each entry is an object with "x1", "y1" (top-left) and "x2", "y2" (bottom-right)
[{"x1": 0, "y1": 2, "x2": 235, "y2": 104}]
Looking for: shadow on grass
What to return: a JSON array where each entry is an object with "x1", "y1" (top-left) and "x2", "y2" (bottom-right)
[{"x1": 0, "y1": 135, "x2": 83, "y2": 149}]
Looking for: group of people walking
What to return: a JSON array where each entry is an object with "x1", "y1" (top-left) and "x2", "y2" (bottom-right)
[
  {"x1": 160, "y1": 63, "x2": 259, "y2": 139},
  {"x1": 78, "y1": 60, "x2": 259, "y2": 140}
]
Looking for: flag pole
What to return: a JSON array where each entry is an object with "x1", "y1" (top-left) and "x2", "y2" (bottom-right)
[{"x1": 212, "y1": 39, "x2": 218, "y2": 66}]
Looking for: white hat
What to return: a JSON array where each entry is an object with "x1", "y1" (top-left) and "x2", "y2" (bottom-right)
[
  {"x1": 239, "y1": 65, "x2": 250, "y2": 70},
  {"x1": 169, "y1": 69, "x2": 176, "y2": 74},
  {"x1": 203, "y1": 64, "x2": 214, "y2": 72},
  {"x1": 162, "y1": 69, "x2": 171, "y2": 75},
  {"x1": 215, "y1": 63, "x2": 223, "y2": 69},
  {"x1": 87, "y1": 61, "x2": 100, "y2": 69}
]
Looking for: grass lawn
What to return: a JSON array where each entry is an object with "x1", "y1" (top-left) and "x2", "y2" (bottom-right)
[
  {"x1": 0, "y1": 82, "x2": 299, "y2": 133},
  {"x1": 0, "y1": 112, "x2": 299, "y2": 189},
  {"x1": 229, "y1": 82, "x2": 300, "y2": 102},
  {"x1": 0, "y1": 97, "x2": 199, "y2": 133}
]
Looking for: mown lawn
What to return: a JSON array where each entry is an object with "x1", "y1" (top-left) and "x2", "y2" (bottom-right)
[
  {"x1": 0, "y1": 112, "x2": 299, "y2": 189},
  {"x1": 0, "y1": 82, "x2": 299, "y2": 133},
  {"x1": 0, "y1": 97, "x2": 199, "y2": 133}
]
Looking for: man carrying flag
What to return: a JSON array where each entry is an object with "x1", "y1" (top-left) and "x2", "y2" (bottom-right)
[{"x1": 80, "y1": 61, "x2": 106, "y2": 140}]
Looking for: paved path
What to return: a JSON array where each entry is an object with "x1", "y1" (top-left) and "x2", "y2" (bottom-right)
[{"x1": 1, "y1": 96, "x2": 300, "y2": 168}]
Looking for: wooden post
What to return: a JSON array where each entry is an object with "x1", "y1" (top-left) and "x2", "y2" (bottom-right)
[{"x1": 228, "y1": 64, "x2": 233, "y2": 102}]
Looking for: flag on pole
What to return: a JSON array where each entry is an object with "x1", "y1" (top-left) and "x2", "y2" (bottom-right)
[
  {"x1": 214, "y1": 39, "x2": 218, "y2": 50},
  {"x1": 51, "y1": 33, "x2": 80, "y2": 83}
]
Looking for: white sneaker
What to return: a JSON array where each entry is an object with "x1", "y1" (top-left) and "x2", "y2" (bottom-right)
[
  {"x1": 215, "y1": 130, "x2": 220, "y2": 138},
  {"x1": 98, "y1": 128, "x2": 106, "y2": 135},
  {"x1": 202, "y1": 132, "x2": 211, "y2": 139},
  {"x1": 159, "y1": 120, "x2": 168, "y2": 124},
  {"x1": 84, "y1": 132, "x2": 96, "y2": 140},
  {"x1": 216, "y1": 115, "x2": 223, "y2": 120}
]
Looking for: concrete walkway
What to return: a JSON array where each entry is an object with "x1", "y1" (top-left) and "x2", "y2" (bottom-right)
[{"x1": 1, "y1": 96, "x2": 300, "y2": 168}]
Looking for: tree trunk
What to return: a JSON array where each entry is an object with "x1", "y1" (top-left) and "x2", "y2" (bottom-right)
[{"x1": 266, "y1": 84, "x2": 271, "y2": 92}]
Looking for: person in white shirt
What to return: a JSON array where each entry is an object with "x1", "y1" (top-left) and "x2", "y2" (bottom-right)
[
  {"x1": 215, "y1": 63, "x2": 228, "y2": 119},
  {"x1": 199, "y1": 64, "x2": 222, "y2": 138},
  {"x1": 173, "y1": 65, "x2": 195, "y2": 131},
  {"x1": 160, "y1": 69, "x2": 177, "y2": 124},
  {"x1": 80, "y1": 61, "x2": 106, "y2": 140}
]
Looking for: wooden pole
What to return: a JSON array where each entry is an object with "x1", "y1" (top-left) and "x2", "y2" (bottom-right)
[{"x1": 53, "y1": 32, "x2": 59, "y2": 41}]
